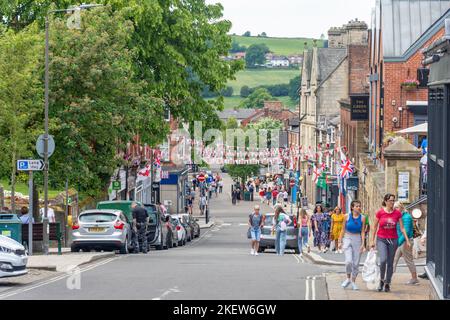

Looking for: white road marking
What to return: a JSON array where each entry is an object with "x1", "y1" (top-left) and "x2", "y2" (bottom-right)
[
  {"x1": 222, "y1": 223, "x2": 232, "y2": 226},
  {"x1": 0, "y1": 257, "x2": 119, "y2": 300},
  {"x1": 312, "y1": 276, "x2": 316, "y2": 300},
  {"x1": 305, "y1": 276, "x2": 310, "y2": 300},
  {"x1": 239, "y1": 224, "x2": 248, "y2": 226},
  {"x1": 152, "y1": 286, "x2": 181, "y2": 300},
  {"x1": 292, "y1": 255, "x2": 300, "y2": 264}
]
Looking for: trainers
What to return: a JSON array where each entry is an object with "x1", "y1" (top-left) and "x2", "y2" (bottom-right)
[
  {"x1": 341, "y1": 279, "x2": 351, "y2": 289},
  {"x1": 307, "y1": 246, "x2": 311, "y2": 253},
  {"x1": 255, "y1": 252, "x2": 259, "y2": 256},
  {"x1": 351, "y1": 282, "x2": 359, "y2": 291},
  {"x1": 250, "y1": 249, "x2": 255, "y2": 255},
  {"x1": 377, "y1": 280, "x2": 385, "y2": 292},
  {"x1": 384, "y1": 283, "x2": 391, "y2": 292},
  {"x1": 406, "y1": 279, "x2": 419, "y2": 285},
  {"x1": 418, "y1": 273, "x2": 428, "y2": 279}
]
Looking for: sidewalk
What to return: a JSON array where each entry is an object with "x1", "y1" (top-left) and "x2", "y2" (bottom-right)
[
  {"x1": 326, "y1": 272, "x2": 432, "y2": 300},
  {"x1": 27, "y1": 251, "x2": 115, "y2": 272}
]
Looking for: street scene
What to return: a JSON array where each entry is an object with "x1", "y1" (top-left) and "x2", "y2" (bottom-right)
[{"x1": 0, "y1": 0, "x2": 450, "y2": 306}]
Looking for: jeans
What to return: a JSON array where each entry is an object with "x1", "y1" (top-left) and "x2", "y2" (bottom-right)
[
  {"x1": 377, "y1": 237, "x2": 398, "y2": 284},
  {"x1": 250, "y1": 228, "x2": 261, "y2": 242},
  {"x1": 298, "y1": 227, "x2": 309, "y2": 250},
  {"x1": 275, "y1": 227, "x2": 287, "y2": 255}
]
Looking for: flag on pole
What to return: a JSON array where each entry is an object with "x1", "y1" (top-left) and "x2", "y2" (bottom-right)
[{"x1": 312, "y1": 164, "x2": 322, "y2": 184}]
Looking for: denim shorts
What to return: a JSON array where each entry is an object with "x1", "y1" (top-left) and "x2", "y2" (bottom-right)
[{"x1": 251, "y1": 228, "x2": 261, "y2": 241}]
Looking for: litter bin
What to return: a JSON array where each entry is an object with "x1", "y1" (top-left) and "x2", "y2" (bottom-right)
[
  {"x1": 0, "y1": 213, "x2": 22, "y2": 243},
  {"x1": 244, "y1": 191, "x2": 251, "y2": 201}
]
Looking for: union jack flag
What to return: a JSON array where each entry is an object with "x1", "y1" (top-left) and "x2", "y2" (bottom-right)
[{"x1": 339, "y1": 159, "x2": 354, "y2": 179}]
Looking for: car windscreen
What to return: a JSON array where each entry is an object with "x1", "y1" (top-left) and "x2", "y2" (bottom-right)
[
  {"x1": 79, "y1": 213, "x2": 117, "y2": 223},
  {"x1": 147, "y1": 212, "x2": 157, "y2": 226}
]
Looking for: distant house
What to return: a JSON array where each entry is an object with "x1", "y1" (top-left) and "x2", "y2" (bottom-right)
[
  {"x1": 288, "y1": 55, "x2": 303, "y2": 65},
  {"x1": 217, "y1": 108, "x2": 258, "y2": 126},
  {"x1": 232, "y1": 52, "x2": 246, "y2": 60},
  {"x1": 267, "y1": 56, "x2": 290, "y2": 68},
  {"x1": 241, "y1": 101, "x2": 297, "y2": 128}
]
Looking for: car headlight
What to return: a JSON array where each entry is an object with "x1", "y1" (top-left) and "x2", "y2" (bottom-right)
[{"x1": 0, "y1": 246, "x2": 13, "y2": 254}]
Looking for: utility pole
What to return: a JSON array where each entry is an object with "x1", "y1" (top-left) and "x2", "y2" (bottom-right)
[{"x1": 28, "y1": 171, "x2": 34, "y2": 255}]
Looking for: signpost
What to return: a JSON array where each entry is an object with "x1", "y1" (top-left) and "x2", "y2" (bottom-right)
[
  {"x1": 36, "y1": 134, "x2": 55, "y2": 158},
  {"x1": 112, "y1": 181, "x2": 121, "y2": 191},
  {"x1": 17, "y1": 160, "x2": 45, "y2": 256}
]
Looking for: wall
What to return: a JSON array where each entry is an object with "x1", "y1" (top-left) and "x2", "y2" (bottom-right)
[{"x1": 318, "y1": 59, "x2": 349, "y2": 117}]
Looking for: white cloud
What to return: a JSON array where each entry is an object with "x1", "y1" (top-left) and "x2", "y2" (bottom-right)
[{"x1": 205, "y1": 0, "x2": 374, "y2": 38}]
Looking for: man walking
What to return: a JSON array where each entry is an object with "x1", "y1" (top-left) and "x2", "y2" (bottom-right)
[
  {"x1": 248, "y1": 205, "x2": 265, "y2": 256},
  {"x1": 131, "y1": 202, "x2": 149, "y2": 254},
  {"x1": 200, "y1": 195, "x2": 207, "y2": 215}
]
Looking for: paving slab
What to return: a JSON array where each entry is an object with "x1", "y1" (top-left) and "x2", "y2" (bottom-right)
[{"x1": 27, "y1": 252, "x2": 115, "y2": 272}]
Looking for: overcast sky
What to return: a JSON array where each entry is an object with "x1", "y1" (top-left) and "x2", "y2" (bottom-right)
[{"x1": 205, "y1": 0, "x2": 375, "y2": 38}]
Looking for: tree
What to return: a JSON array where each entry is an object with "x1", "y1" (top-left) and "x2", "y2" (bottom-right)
[
  {"x1": 230, "y1": 40, "x2": 246, "y2": 53},
  {"x1": 220, "y1": 86, "x2": 234, "y2": 97},
  {"x1": 0, "y1": 24, "x2": 43, "y2": 210},
  {"x1": 240, "y1": 88, "x2": 275, "y2": 109},
  {"x1": 225, "y1": 164, "x2": 259, "y2": 184},
  {"x1": 240, "y1": 85, "x2": 251, "y2": 98},
  {"x1": 243, "y1": 31, "x2": 251, "y2": 37},
  {"x1": 261, "y1": 32, "x2": 267, "y2": 37},
  {"x1": 289, "y1": 75, "x2": 302, "y2": 102},
  {"x1": 245, "y1": 43, "x2": 270, "y2": 68},
  {"x1": 225, "y1": 117, "x2": 239, "y2": 129}
]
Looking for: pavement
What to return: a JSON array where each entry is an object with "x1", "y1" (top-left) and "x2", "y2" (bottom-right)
[{"x1": 27, "y1": 252, "x2": 116, "y2": 272}]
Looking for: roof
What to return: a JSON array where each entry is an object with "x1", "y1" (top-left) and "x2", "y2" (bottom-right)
[
  {"x1": 377, "y1": 0, "x2": 450, "y2": 58},
  {"x1": 217, "y1": 109, "x2": 257, "y2": 120},
  {"x1": 317, "y1": 48, "x2": 347, "y2": 83}
]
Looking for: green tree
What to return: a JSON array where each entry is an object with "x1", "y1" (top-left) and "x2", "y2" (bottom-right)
[
  {"x1": 0, "y1": 24, "x2": 43, "y2": 210},
  {"x1": 220, "y1": 86, "x2": 234, "y2": 97},
  {"x1": 245, "y1": 44, "x2": 270, "y2": 68},
  {"x1": 261, "y1": 32, "x2": 267, "y2": 37},
  {"x1": 289, "y1": 75, "x2": 301, "y2": 102},
  {"x1": 240, "y1": 85, "x2": 251, "y2": 98},
  {"x1": 225, "y1": 164, "x2": 259, "y2": 184},
  {"x1": 225, "y1": 117, "x2": 239, "y2": 129},
  {"x1": 240, "y1": 88, "x2": 275, "y2": 109},
  {"x1": 230, "y1": 40, "x2": 246, "y2": 53},
  {"x1": 243, "y1": 31, "x2": 251, "y2": 37}
]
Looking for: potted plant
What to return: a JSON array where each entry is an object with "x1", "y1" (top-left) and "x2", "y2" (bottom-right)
[{"x1": 401, "y1": 79, "x2": 420, "y2": 90}]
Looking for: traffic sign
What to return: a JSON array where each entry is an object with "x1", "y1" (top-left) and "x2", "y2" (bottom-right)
[
  {"x1": 198, "y1": 174, "x2": 205, "y2": 183},
  {"x1": 36, "y1": 134, "x2": 56, "y2": 158},
  {"x1": 17, "y1": 160, "x2": 45, "y2": 171},
  {"x1": 112, "y1": 181, "x2": 121, "y2": 191}
]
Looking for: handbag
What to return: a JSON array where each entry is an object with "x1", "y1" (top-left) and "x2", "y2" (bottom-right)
[{"x1": 247, "y1": 228, "x2": 252, "y2": 239}]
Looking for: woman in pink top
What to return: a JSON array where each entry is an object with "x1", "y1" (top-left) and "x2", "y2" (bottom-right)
[{"x1": 370, "y1": 193, "x2": 411, "y2": 292}]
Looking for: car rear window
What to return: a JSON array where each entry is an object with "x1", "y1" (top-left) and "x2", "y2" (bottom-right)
[{"x1": 79, "y1": 213, "x2": 117, "y2": 223}]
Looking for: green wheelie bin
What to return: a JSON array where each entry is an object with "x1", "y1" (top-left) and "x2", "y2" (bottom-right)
[{"x1": 0, "y1": 213, "x2": 22, "y2": 243}]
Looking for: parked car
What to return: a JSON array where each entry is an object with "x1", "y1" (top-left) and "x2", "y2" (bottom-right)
[
  {"x1": 170, "y1": 216, "x2": 187, "y2": 246},
  {"x1": 180, "y1": 214, "x2": 200, "y2": 239},
  {"x1": 164, "y1": 214, "x2": 179, "y2": 248},
  {"x1": 144, "y1": 204, "x2": 167, "y2": 250},
  {"x1": 259, "y1": 213, "x2": 299, "y2": 254},
  {"x1": 71, "y1": 209, "x2": 133, "y2": 254},
  {"x1": 172, "y1": 215, "x2": 192, "y2": 243},
  {"x1": 0, "y1": 235, "x2": 28, "y2": 278}
]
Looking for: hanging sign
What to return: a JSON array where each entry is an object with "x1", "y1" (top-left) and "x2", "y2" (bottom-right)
[{"x1": 350, "y1": 95, "x2": 369, "y2": 121}]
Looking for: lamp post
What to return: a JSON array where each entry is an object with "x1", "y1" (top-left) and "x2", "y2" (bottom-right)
[{"x1": 43, "y1": 4, "x2": 104, "y2": 255}]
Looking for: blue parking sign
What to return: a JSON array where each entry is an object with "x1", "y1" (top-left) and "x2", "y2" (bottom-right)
[{"x1": 18, "y1": 161, "x2": 29, "y2": 170}]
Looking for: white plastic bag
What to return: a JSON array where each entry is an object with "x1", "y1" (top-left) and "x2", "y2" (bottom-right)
[{"x1": 362, "y1": 249, "x2": 380, "y2": 290}]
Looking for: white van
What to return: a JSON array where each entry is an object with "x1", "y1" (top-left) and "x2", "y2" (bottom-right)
[{"x1": 0, "y1": 235, "x2": 28, "y2": 278}]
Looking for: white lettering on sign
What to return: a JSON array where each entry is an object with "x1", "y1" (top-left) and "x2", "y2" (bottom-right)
[{"x1": 17, "y1": 160, "x2": 45, "y2": 171}]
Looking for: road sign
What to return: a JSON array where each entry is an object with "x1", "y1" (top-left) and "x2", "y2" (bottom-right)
[
  {"x1": 17, "y1": 160, "x2": 45, "y2": 171},
  {"x1": 112, "y1": 181, "x2": 121, "y2": 191},
  {"x1": 198, "y1": 174, "x2": 205, "y2": 183},
  {"x1": 36, "y1": 134, "x2": 56, "y2": 158}
]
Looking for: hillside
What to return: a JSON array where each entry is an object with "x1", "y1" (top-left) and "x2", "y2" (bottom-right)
[{"x1": 231, "y1": 35, "x2": 324, "y2": 56}]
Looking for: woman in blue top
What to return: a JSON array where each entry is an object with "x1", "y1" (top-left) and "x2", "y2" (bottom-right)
[
  {"x1": 393, "y1": 202, "x2": 419, "y2": 285},
  {"x1": 338, "y1": 200, "x2": 366, "y2": 291}
]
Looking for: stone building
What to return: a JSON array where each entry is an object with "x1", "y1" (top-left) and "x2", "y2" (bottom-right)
[{"x1": 299, "y1": 19, "x2": 368, "y2": 206}]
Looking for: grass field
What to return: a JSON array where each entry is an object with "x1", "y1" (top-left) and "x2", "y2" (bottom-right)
[
  {"x1": 232, "y1": 35, "x2": 324, "y2": 56},
  {"x1": 227, "y1": 68, "x2": 300, "y2": 94},
  {"x1": 0, "y1": 179, "x2": 63, "y2": 199},
  {"x1": 221, "y1": 95, "x2": 298, "y2": 110}
]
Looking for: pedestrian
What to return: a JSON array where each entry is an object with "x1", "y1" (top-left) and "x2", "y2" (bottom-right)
[
  {"x1": 393, "y1": 201, "x2": 419, "y2": 285},
  {"x1": 370, "y1": 193, "x2": 411, "y2": 292},
  {"x1": 266, "y1": 187, "x2": 272, "y2": 205},
  {"x1": 272, "y1": 206, "x2": 291, "y2": 256},
  {"x1": 338, "y1": 200, "x2": 366, "y2": 291},
  {"x1": 312, "y1": 204, "x2": 327, "y2": 252},
  {"x1": 208, "y1": 184, "x2": 213, "y2": 199},
  {"x1": 297, "y1": 209, "x2": 311, "y2": 255},
  {"x1": 276, "y1": 189, "x2": 284, "y2": 206},
  {"x1": 248, "y1": 205, "x2": 265, "y2": 256},
  {"x1": 271, "y1": 188, "x2": 279, "y2": 207},
  {"x1": 259, "y1": 188, "x2": 266, "y2": 203},
  {"x1": 236, "y1": 186, "x2": 241, "y2": 203},
  {"x1": 249, "y1": 183, "x2": 254, "y2": 201},
  {"x1": 200, "y1": 195, "x2": 208, "y2": 214},
  {"x1": 40, "y1": 206, "x2": 56, "y2": 223},
  {"x1": 131, "y1": 202, "x2": 149, "y2": 254},
  {"x1": 255, "y1": 178, "x2": 260, "y2": 193},
  {"x1": 322, "y1": 208, "x2": 332, "y2": 252},
  {"x1": 330, "y1": 207, "x2": 345, "y2": 253},
  {"x1": 219, "y1": 180, "x2": 223, "y2": 193},
  {"x1": 361, "y1": 211, "x2": 371, "y2": 249},
  {"x1": 283, "y1": 189, "x2": 289, "y2": 208},
  {"x1": 19, "y1": 206, "x2": 34, "y2": 224}
]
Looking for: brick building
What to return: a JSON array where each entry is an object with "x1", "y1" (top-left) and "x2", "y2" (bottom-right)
[
  {"x1": 368, "y1": 0, "x2": 450, "y2": 163},
  {"x1": 241, "y1": 101, "x2": 297, "y2": 127}
]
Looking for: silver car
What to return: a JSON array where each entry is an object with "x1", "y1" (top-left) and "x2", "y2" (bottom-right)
[
  {"x1": 71, "y1": 209, "x2": 132, "y2": 254},
  {"x1": 0, "y1": 235, "x2": 28, "y2": 278},
  {"x1": 259, "y1": 213, "x2": 300, "y2": 254}
]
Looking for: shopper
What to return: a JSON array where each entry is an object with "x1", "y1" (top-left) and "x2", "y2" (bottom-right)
[
  {"x1": 259, "y1": 188, "x2": 266, "y2": 203},
  {"x1": 312, "y1": 204, "x2": 327, "y2": 252},
  {"x1": 248, "y1": 205, "x2": 265, "y2": 256},
  {"x1": 339, "y1": 201, "x2": 366, "y2": 290},
  {"x1": 393, "y1": 201, "x2": 419, "y2": 285},
  {"x1": 297, "y1": 209, "x2": 311, "y2": 255},
  {"x1": 272, "y1": 206, "x2": 291, "y2": 256},
  {"x1": 330, "y1": 207, "x2": 345, "y2": 253},
  {"x1": 370, "y1": 194, "x2": 411, "y2": 292},
  {"x1": 266, "y1": 187, "x2": 272, "y2": 206},
  {"x1": 283, "y1": 189, "x2": 289, "y2": 208},
  {"x1": 322, "y1": 208, "x2": 332, "y2": 252},
  {"x1": 272, "y1": 188, "x2": 279, "y2": 207}
]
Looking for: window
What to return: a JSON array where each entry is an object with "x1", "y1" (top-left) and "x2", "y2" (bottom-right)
[{"x1": 79, "y1": 213, "x2": 117, "y2": 223}]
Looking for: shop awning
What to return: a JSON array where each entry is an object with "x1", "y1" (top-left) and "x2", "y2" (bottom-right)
[{"x1": 397, "y1": 122, "x2": 428, "y2": 134}]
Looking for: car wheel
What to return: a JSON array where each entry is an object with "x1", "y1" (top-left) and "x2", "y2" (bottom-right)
[
  {"x1": 294, "y1": 246, "x2": 301, "y2": 254},
  {"x1": 82, "y1": 248, "x2": 90, "y2": 253},
  {"x1": 70, "y1": 244, "x2": 79, "y2": 253},
  {"x1": 119, "y1": 239, "x2": 129, "y2": 254},
  {"x1": 196, "y1": 229, "x2": 200, "y2": 238},
  {"x1": 258, "y1": 247, "x2": 265, "y2": 253}
]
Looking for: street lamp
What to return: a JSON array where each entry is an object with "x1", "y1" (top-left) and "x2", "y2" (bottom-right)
[{"x1": 43, "y1": 3, "x2": 104, "y2": 255}]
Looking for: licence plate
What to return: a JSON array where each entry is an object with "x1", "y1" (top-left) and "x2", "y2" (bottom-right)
[
  {"x1": 1, "y1": 230, "x2": 12, "y2": 238},
  {"x1": 89, "y1": 227, "x2": 106, "y2": 233}
]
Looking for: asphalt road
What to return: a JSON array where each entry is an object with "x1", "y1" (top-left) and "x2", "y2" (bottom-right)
[{"x1": 0, "y1": 174, "x2": 335, "y2": 300}]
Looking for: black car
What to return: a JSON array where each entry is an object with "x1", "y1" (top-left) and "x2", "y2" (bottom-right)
[{"x1": 144, "y1": 204, "x2": 169, "y2": 250}]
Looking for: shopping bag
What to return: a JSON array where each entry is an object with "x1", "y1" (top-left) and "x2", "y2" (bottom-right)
[
  {"x1": 362, "y1": 249, "x2": 380, "y2": 290},
  {"x1": 329, "y1": 240, "x2": 335, "y2": 251}
]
